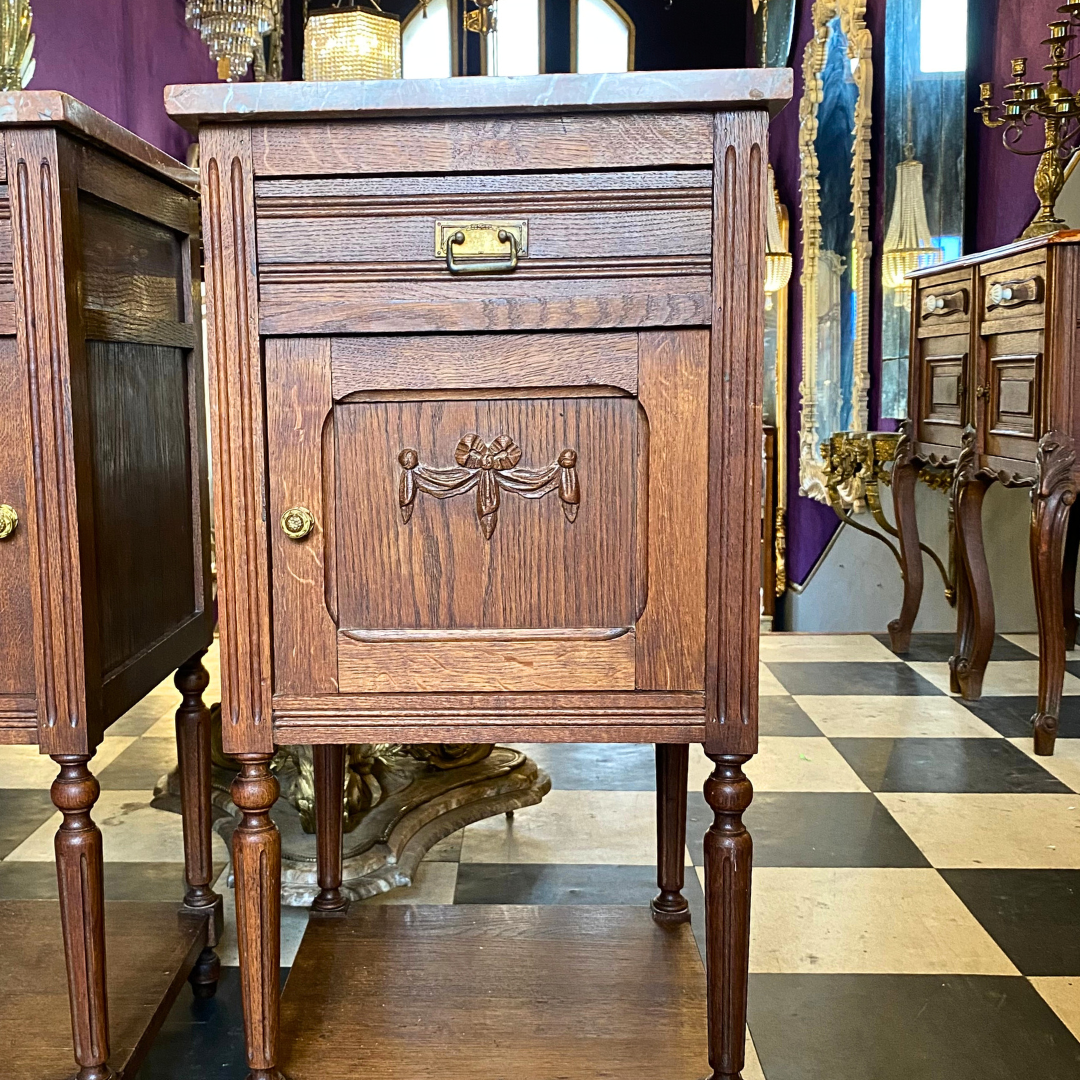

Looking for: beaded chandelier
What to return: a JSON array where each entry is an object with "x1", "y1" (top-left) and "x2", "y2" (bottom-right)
[{"x1": 185, "y1": 0, "x2": 277, "y2": 82}]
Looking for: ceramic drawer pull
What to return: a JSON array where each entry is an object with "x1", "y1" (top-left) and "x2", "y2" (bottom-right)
[
  {"x1": 0, "y1": 503, "x2": 17, "y2": 540},
  {"x1": 922, "y1": 289, "x2": 968, "y2": 318},
  {"x1": 987, "y1": 276, "x2": 1043, "y2": 310}
]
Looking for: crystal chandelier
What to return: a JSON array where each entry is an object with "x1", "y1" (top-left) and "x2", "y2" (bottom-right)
[
  {"x1": 881, "y1": 149, "x2": 942, "y2": 302},
  {"x1": 186, "y1": 0, "x2": 277, "y2": 82},
  {"x1": 305, "y1": 1, "x2": 404, "y2": 81},
  {"x1": 0, "y1": 0, "x2": 34, "y2": 91},
  {"x1": 764, "y1": 166, "x2": 792, "y2": 296}
]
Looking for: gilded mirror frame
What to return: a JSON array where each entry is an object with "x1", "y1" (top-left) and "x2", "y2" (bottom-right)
[{"x1": 797, "y1": 0, "x2": 873, "y2": 501}]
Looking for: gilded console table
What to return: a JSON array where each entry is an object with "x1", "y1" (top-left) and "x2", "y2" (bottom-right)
[
  {"x1": 167, "y1": 68, "x2": 791, "y2": 1080},
  {"x1": 895, "y1": 233, "x2": 1080, "y2": 755},
  {"x1": 0, "y1": 93, "x2": 219, "y2": 1077}
]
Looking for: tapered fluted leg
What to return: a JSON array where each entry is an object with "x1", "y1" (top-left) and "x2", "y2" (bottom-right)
[
  {"x1": 652, "y1": 743, "x2": 690, "y2": 925},
  {"x1": 1031, "y1": 434, "x2": 1078, "y2": 756},
  {"x1": 175, "y1": 650, "x2": 223, "y2": 997},
  {"x1": 887, "y1": 425, "x2": 923, "y2": 654},
  {"x1": 949, "y1": 431, "x2": 994, "y2": 700},
  {"x1": 232, "y1": 755, "x2": 283, "y2": 1080},
  {"x1": 52, "y1": 755, "x2": 115, "y2": 1080},
  {"x1": 311, "y1": 744, "x2": 348, "y2": 914},
  {"x1": 703, "y1": 754, "x2": 753, "y2": 1080}
]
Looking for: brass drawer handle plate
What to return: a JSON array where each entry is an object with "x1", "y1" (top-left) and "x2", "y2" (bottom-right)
[
  {"x1": 987, "y1": 276, "x2": 1043, "y2": 310},
  {"x1": 281, "y1": 506, "x2": 315, "y2": 541},
  {"x1": 922, "y1": 289, "x2": 968, "y2": 318},
  {"x1": 0, "y1": 503, "x2": 18, "y2": 540},
  {"x1": 398, "y1": 434, "x2": 579, "y2": 540},
  {"x1": 436, "y1": 220, "x2": 527, "y2": 275}
]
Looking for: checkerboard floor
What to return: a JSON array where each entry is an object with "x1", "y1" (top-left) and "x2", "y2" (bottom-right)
[{"x1": 4, "y1": 633, "x2": 1080, "y2": 1078}]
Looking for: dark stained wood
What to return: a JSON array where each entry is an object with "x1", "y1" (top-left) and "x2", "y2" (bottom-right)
[
  {"x1": 277, "y1": 904, "x2": 709, "y2": 1080},
  {"x1": 312, "y1": 744, "x2": 348, "y2": 914},
  {"x1": 887, "y1": 421, "x2": 924, "y2": 654},
  {"x1": 652, "y1": 743, "x2": 690, "y2": 925},
  {"x1": 0, "y1": 900, "x2": 207, "y2": 1080},
  {"x1": 704, "y1": 109, "x2": 767, "y2": 755},
  {"x1": 1030, "y1": 433, "x2": 1077, "y2": 755}
]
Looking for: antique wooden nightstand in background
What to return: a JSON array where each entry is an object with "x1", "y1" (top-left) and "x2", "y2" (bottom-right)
[
  {"x1": 167, "y1": 68, "x2": 791, "y2": 1080},
  {"x1": 0, "y1": 93, "x2": 220, "y2": 1080}
]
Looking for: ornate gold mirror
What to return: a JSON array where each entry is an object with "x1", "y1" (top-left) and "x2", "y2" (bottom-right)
[{"x1": 798, "y1": 0, "x2": 872, "y2": 500}]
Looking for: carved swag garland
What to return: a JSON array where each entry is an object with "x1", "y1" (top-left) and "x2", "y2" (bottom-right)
[{"x1": 398, "y1": 434, "x2": 580, "y2": 539}]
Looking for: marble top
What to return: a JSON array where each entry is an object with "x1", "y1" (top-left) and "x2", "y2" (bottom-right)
[
  {"x1": 164, "y1": 68, "x2": 793, "y2": 131},
  {"x1": 0, "y1": 91, "x2": 196, "y2": 190}
]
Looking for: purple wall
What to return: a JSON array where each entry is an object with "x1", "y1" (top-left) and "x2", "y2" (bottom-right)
[{"x1": 29, "y1": 0, "x2": 219, "y2": 162}]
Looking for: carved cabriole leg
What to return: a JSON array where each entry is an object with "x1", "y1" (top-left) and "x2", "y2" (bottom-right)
[
  {"x1": 175, "y1": 650, "x2": 223, "y2": 998},
  {"x1": 1030, "y1": 433, "x2": 1078, "y2": 756},
  {"x1": 703, "y1": 754, "x2": 753, "y2": 1080},
  {"x1": 1061, "y1": 499, "x2": 1080, "y2": 650},
  {"x1": 887, "y1": 422, "x2": 923, "y2": 653},
  {"x1": 52, "y1": 755, "x2": 114, "y2": 1080},
  {"x1": 232, "y1": 755, "x2": 283, "y2": 1080},
  {"x1": 652, "y1": 743, "x2": 690, "y2": 925},
  {"x1": 949, "y1": 429, "x2": 994, "y2": 699},
  {"x1": 311, "y1": 744, "x2": 348, "y2": 914}
]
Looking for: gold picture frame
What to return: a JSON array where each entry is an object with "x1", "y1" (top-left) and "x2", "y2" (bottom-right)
[{"x1": 797, "y1": 0, "x2": 873, "y2": 502}]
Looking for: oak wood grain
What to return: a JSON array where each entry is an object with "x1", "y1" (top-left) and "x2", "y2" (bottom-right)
[{"x1": 337, "y1": 627, "x2": 636, "y2": 693}]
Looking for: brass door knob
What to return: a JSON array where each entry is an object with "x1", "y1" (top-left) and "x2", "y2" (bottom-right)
[
  {"x1": 280, "y1": 506, "x2": 315, "y2": 540},
  {"x1": 0, "y1": 504, "x2": 18, "y2": 540}
]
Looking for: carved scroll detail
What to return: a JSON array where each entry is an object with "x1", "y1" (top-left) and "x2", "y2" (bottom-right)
[{"x1": 398, "y1": 434, "x2": 580, "y2": 539}]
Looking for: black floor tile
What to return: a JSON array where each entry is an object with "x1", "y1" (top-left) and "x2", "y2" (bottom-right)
[
  {"x1": 748, "y1": 973, "x2": 1080, "y2": 1080},
  {"x1": 875, "y1": 633, "x2": 1035, "y2": 664},
  {"x1": 941, "y1": 869, "x2": 1080, "y2": 976},
  {"x1": 511, "y1": 742, "x2": 655, "y2": 790},
  {"x1": 0, "y1": 860, "x2": 224, "y2": 900},
  {"x1": 0, "y1": 788, "x2": 56, "y2": 859},
  {"x1": 830, "y1": 737, "x2": 1072, "y2": 793},
  {"x1": 766, "y1": 662, "x2": 943, "y2": 696},
  {"x1": 1067, "y1": 660, "x2": 1080, "y2": 682},
  {"x1": 958, "y1": 697, "x2": 1080, "y2": 740},
  {"x1": 685, "y1": 791, "x2": 930, "y2": 868},
  {"x1": 453, "y1": 863, "x2": 658, "y2": 905},
  {"x1": 760, "y1": 697, "x2": 823, "y2": 737},
  {"x1": 97, "y1": 737, "x2": 178, "y2": 790}
]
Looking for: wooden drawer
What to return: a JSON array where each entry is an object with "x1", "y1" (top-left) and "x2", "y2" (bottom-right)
[
  {"x1": 980, "y1": 255, "x2": 1046, "y2": 335},
  {"x1": 254, "y1": 169, "x2": 713, "y2": 335},
  {"x1": 267, "y1": 330, "x2": 709, "y2": 699},
  {"x1": 916, "y1": 271, "x2": 971, "y2": 339}
]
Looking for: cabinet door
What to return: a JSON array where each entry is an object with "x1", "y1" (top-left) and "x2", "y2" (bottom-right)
[
  {"x1": 267, "y1": 331, "x2": 708, "y2": 699},
  {"x1": 913, "y1": 332, "x2": 969, "y2": 452},
  {"x1": 0, "y1": 335, "x2": 37, "y2": 734}
]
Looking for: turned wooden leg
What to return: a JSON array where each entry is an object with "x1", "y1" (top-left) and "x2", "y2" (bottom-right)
[
  {"x1": 949, "y1": 433, "x2": 994, "y2": 700},
  {"x1": 1062, "y1": 499, "x2": 1080, "y2": 651},
  {"x1": 703, "y1": 753, "x2": 753, "y2": 1080},
  {"x1": 175, "y1": 650, "x2": 223, "y2": 998},
  {"x1": 652, "y1": 743, "x2": 690, "y2": 925},
  {"x1": 52, "y1": 755, "x2": 115, "y2": 1080},
  {"x1": 311, "y1": 744, "x2": 348, "y2": 914},
  {"x1": 232, "y1": 755, "x2": 283, "y2": 1080},
  {"x1": 887, "y1": 425, "x2": 923, "y2": 653},
  {"x1": 1030, "y1": 433, "x2": 1078, "y2": 756}
]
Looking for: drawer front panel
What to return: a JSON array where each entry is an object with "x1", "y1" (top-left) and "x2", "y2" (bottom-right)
[
  {"x1": 916, "y1": 273, "x2": 970, "y2": 339},
  {"x1": 983, "y1": 330, "x2": 1043, "y2": 462},
  {"x1": 255, "y1": 170, "x2": 713, "y2": 334},
  {"x1": 981, "y1": 256, "x2": 1046, "y2": 335}
]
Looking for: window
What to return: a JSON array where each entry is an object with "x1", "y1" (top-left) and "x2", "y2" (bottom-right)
[
  {"x1": 919, "y1": 0, "x2": 966, "y2": 74},
  {"x1": 574, "y1": 0, "x2": 633, "y2": 74},
  {"x1": 403, "y1": 0, "x2": 452, "y2": 79},
  {"x1": 488, "y1": 0, "x2": 541, "y2": 76}
]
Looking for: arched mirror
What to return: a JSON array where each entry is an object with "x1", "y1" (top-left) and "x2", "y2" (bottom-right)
[{"x1": 798, "y1": 0, "x2": 872, "y2": 501}]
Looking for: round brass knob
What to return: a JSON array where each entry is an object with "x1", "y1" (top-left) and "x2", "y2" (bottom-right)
[
  {"x1": 0, "y1": 504, "x2": 18, "y2": 540},
  {"x1": 280, "y1": 506, "x2": 315, "y2": 541}
]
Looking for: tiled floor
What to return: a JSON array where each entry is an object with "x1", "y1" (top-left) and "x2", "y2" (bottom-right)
[{"x1": 4, "y1": 634, "x2": 1080, "y2": 1078}]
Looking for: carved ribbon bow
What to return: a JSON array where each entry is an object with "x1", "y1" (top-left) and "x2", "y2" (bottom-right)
[{"x1": 398, "y1": 433, "x2": 580, "y2": 539}]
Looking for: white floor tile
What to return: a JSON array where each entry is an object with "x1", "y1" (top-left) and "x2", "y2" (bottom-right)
[
  {"x1": 760, "y1": 634, "x2": 897, "y2": 664},
  {"x1": 907, "y1": 660, "x2": 1080, "y2": 697},
  {"x1": 795, "y1": 695, "x2": 1001, "y2": 739},
  {"x1": 0, "y1": 736, "x2": 134, "y2": 789}
]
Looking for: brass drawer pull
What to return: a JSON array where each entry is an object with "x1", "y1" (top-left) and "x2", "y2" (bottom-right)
[
  {"x1": 922, "y1": 289, "x2": 968, "y2": 318},
  {"x1": 0, "y1": 503, "x2": 17, "y2": 540},
  {"x1": 987, "y1": 276, "x2": 1043, "y2": 310},
  {"x1": 280, "y1": 506, "x2": 315, "y2": 541},
  {"x1": 446, "y1": 228, "x2": 520, "y2": 275}
]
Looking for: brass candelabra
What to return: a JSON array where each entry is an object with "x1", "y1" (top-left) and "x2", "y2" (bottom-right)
[{"x1": 977, "y1": 6, "x2": 1080, "y2": 240}]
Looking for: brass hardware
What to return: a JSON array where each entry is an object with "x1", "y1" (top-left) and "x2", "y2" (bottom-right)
[
  {"x1": 436, "y1": 220, "x2": 527, "y2": 271},
  {"x1": 280, "y1": 506, "x2": 315, "y2": 540},
  {"x1": 976, "y1": 384, "x2": 991, "y2": 400},
  {"x1": 987, "y1": 276, "x2": 1044, "y2": 310},
  {"x1": 0, "y1": 503, "x2": 17, "y2": 540},
  {"x1": 922, "y1": 289, "x2": 968, "y2": 318}
]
